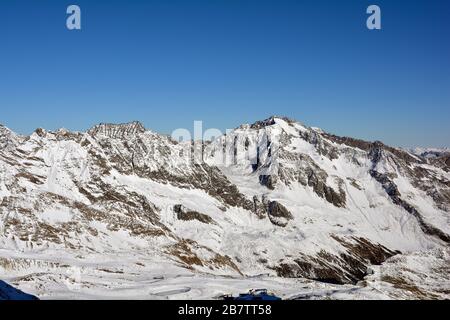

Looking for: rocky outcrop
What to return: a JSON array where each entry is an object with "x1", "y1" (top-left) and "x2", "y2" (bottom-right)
[
  {"x1": 267, "y1": 201, "x2": 293, "y2": 227},
  {"x1": 174, "y1": 205, "x2": 215, "y2": 225},
  {"x1": 259, "y1": 175, "x2": 277, "y2": 190},
  {"x1": 88, "y1": 121, "x2": 146, "y2": 139},
  {"x1": 0, "y1": 125, "x2": 20, "y2": 151},
  {"x1": 165, "y1": 239, "x2": 242, "y2": 275},
  {"x1": 249, "y1": 116, "x2": 295, "y2": 130},
  {"x1": 88, "y1": 125, "x2": 254, "y2": 211},
  {"x1": 298, "y1": 130, "x2": 339, "y2": 160},
  {"x1": 274, "y1": 237, "x2": 398, "y2": 285},
  {"x1": 430, "y1": 154, "x2": 450, "y2": 172},
  {"x1": 322, "y1": 133, "x2": 373, "y2": 152},
  {"x1": 325, "y1": 134, "x2": 421, "y2": 165},
  {"x1": 306, "y1": 169, "x2": 346, "y2": 208},
  {"x1": 252, "y1": 196, "x2": 267, "y2": 219},
  {"x1": 273, "y1": 151, "x2": 347, "y2": 208},
  {"x1": 251, "y1": 196, "x2": 293, "y2": 227}
]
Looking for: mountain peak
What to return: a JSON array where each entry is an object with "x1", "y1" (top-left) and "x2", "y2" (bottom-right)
[
  {"x1": 249, "y1": 116, "x2": 297, "y2": 129},
  {"x1": 0, "y1": 126, "x2": 10, "y2": 140},
  {"x1": 88, "y1": 121, "x2": 146, "y2": 138},
  {"x1": 0, "y1": 124, "x2": 19, "y2": 149},
  {"x1": 0, "y1": 124, "x2": 11, "y2": 132}
]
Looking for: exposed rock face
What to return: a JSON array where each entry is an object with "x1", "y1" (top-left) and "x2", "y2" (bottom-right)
[
  {"x1": 274, "y1": 152, "x2": 346, "y2": 207},
  {"x1": 0, "y1": 116, "x2": 449, "y2": 298},
  {"x1": 267, "y1": 201, "x2": 293, "y2": 227},
  {"x1": 259, "y1": 175, "x2": 277, "y2": 190},
  {"x1": 298, "y1": 130, "x2": 339, "y2": 160},
  {"x1": 88, "y1": 121, "x2": 146, "y2": 139},
  {"x1": 0, "y1": 125, "x2": 20, "y2": 151},
  {"x1": 306, "y1": 169, "x2": 346, "y2": 208},
  {"x1": 252, "y1": 196, "x2": 267, "y2": 219},
  {"x1": 174, "y1": 205, "x2": 215, "y2": 225},
  {"x1": 251, "y1": 196, "x2": 293, "y2": 227},
  {"x1": 165, "y1": 239, "x2": 242, "y2": 275},
  {"x1": 322, "y1": 133, "x2": 373, "y2": 152},
  {"x1": 274, "y1": 237, "x2": 398, "y2": 285},
  {"x1": 87, "y1": 124, "x2": 253, "y2": 211},
  {"x1": 370, "y1": 170, "x2": 401, "y2": 198},
  {"x1": 249, "y1": 116, "x2": 291, "y2": 129},
  {"x1": 430, "y1": 154, "x2": 450, "y2": 172}
]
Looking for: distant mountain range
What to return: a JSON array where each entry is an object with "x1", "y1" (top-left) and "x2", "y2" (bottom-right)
[{"x1": 0, "y1": 117, "x2": 449, "y2": 299}]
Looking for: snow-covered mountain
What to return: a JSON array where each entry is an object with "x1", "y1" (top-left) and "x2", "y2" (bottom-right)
[
  {"x1": 0, "y1": 117, "x2": 449, "y2": 300},
  {"x1": 0, "y1": 280, "x2": 38, "y2": 300},
  {"x1": 408, "y1": 147, "x2": 450, "y2": 159}
]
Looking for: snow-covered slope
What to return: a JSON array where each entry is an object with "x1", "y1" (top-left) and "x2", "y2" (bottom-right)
[{"x1": 0, "y1": 117, "x2": 449, "y2": 299}]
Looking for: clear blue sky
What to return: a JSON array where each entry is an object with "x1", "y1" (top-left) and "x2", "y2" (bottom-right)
[{"x1": 1, "y1": 0, "x2": 449, "y2": 147}]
